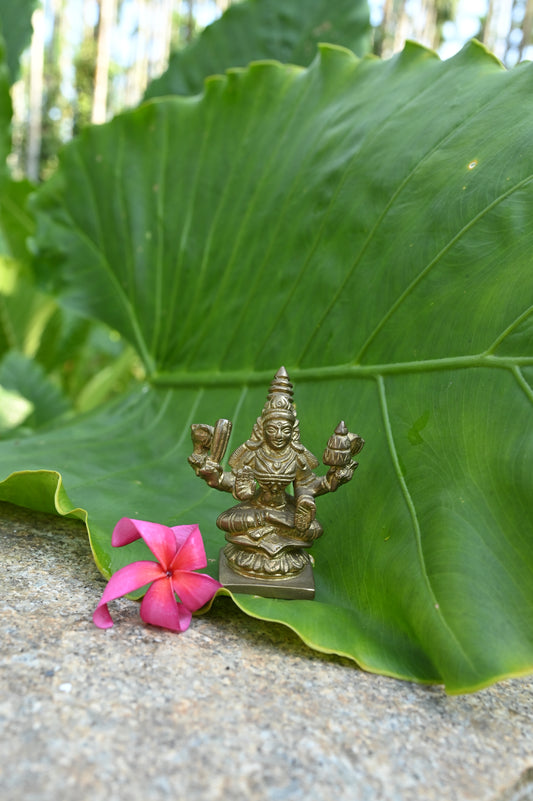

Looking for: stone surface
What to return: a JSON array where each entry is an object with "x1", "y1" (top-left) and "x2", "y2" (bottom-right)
[{"x1": 0, "y1": 501, "x2": 532, "y2": 801}]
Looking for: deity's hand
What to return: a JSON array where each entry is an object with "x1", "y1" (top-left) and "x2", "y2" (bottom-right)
[
  {"x1": 326, "y1": 460, "x2": 358, "y2": 492},
  {"x1": 199, "y1": 457, "x2": 223, "y2": 488},
  {"x1": 295, "y1": 495, "x2": 316, "y2": 533},
  {"x1": 234, "y1": 466, "x2": 256, "y2": 500}
]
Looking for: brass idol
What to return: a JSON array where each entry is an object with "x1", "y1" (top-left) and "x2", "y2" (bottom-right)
[{"x1": 188, "y1": 367, "x2": 364, "y2": 599}]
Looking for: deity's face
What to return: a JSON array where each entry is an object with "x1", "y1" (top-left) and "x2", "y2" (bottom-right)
[{"x1": 263, "y1": 418, "x2": 293, "y2": 451}]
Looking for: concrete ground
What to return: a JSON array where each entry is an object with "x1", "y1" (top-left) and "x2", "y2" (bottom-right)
[{"x1": 1, "y1": 501, "x2": 532, "y2": 801}]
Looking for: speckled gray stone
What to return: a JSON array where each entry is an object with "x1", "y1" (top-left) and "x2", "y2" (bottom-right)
[{"x1": 0, "y1": 502, "x2": 532, "y2": 801}]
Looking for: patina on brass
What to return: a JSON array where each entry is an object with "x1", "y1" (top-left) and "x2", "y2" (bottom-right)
[{"x1": 188, "y1": 366, "x2": 364, "y2": 600}]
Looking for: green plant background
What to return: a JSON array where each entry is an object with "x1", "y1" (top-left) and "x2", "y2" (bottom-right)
[
  {"x1": 145, "y1": 0, "x2": 371, "y2": 99},
  {"x1": 0, "y1": 2, "x2": 532, "y2": 695}
]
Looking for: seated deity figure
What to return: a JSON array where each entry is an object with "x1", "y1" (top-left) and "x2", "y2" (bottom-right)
[{"x1": 188, "y1": 366, "x2": 363, "y2": 596}]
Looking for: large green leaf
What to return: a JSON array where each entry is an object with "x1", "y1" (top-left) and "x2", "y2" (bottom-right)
[
  {"x1": 145, "y1": 0, "x2": 370, "y2": 99},
  {"x1": 0, "y1": 0, "x2": 38, "y2": 84},
  {"x1": 0, "y1": 42, "x2": 532, "y2": 693}
]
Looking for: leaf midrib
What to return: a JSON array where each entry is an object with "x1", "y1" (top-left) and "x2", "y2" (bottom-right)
[{"x1": 150, "y1": 353, "x2": 533, "y2": 388}]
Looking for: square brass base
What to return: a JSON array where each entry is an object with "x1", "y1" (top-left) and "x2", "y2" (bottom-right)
[{"x1": 218, "y1": 550, "x2": 315, "y2": 600}]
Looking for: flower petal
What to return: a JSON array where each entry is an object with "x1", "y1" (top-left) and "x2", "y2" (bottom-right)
[
  {"x1": 172, "y1": 571, "x2": 222, "y2": 611},
  {"x1": 169, "y1": 524, "x2": 208, "y2": 571},
  {"x1": 171, "y1": 524, "x2": 200, "y2": 550},
  {"x1": 112, "y1": 518, "x2": 178, "y2": 571},
  {"x1": 93, "y1": 560, "x2": 165, "y2": 629},
  {"x1": 140, "y1": 576, "x2": 192, "y2": 632}
]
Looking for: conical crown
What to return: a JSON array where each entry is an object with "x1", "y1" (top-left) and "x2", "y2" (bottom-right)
[{"x1": 262, "y1": 366, "x2": 296, "y2": 421}]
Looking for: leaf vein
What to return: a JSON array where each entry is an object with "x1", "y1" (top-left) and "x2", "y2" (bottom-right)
[
  {"x1": 68, "y1": 388, "x2": 202, "y2": 490},
  {"x1": 175, "y1": 81, "x2": 268, "y2": 352},
  {"x1": 377, "y1": 374, "x2": 478, "y2": 673},
  {"x1": 511, "y1": 366, "x2": 533, "y2": 405},
  {"x1": 356, "y1": 173, "x2": 533, "y2": 362},
  {"x1": 161, "y1": 99, "x2": 220, "y2": 361},
  {"x1": 485, "y1": 305, "x2": 533, "y2": 354},
  {"x1": 151, "y1": 353, "x2": 533, "y2": 388},
  {"x1": 296, "y1": 55, "x2": 515, "y2": 364},
  {"x1": 58, "y1": 202, "x2": 154, "y2": 372},
  {"x1": 185, "y1": 70, "x2": 317, "y2": 368}
]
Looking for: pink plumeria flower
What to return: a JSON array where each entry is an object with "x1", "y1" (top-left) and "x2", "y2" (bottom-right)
[{"x1": 93, "y1": 518, "x2": 221, "y2": 632}]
